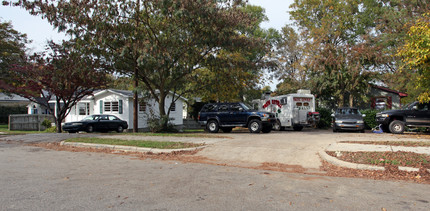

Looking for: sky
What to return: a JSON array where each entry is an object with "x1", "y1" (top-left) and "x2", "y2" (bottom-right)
[{"x1": 0, "y1": 0, "x2": 294, "y2": 90}]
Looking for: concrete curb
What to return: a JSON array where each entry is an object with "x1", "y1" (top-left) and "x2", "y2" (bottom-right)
[
  {"x1": 60, "y1": 141, "x2": 205, "y2": 154},
  {"x1": 319, "y1": 150, "x2": 430, "y2": 173}
]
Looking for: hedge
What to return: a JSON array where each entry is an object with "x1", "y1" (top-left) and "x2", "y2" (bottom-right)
[{"x1": 0, "y1": 106, "x2": 27, "y2": 124}]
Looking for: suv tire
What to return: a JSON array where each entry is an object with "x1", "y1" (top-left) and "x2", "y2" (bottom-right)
[
  {"x1": 262, "y1": 125, "x2": 272, "y2": 133},
  {"x1": 207, "y1": 120, "x2": 219, "y2": 133},
  {"x1": 273, "y1": 120, "x2": 281, "y2": 131},
  {"x1": 389, "y1": 120, "x2": 405, "y2": 134},
  {"x1": 248, "y1": 119, "x2": 262, "y2": 133}
]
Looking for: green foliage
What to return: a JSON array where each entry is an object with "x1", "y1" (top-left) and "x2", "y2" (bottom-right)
[
  {"x1": 41, "y1": 119, "x2": 52, "y2": 128},
  {"x1": 289, "y1": 0, "x2": 382, "y2": 107},
  {"x1": 361, "y1": 109, "x2": 378, "y2": 129},
  {"x1": 0, "y1": 21, "x2": 29, "y2": 87},
  {"x1": 189, "y1": 102, "x2": 206, "y2": 121},
  {"x1": 0, "y1": 105, "x2": 27, "y2": 124},
  {"x1": 398, "y1": 13, "x2": 430, "y2": 103},
  {"x1": 316, "y1": 107, "x2": 332, "y2": 129},
  {"x1": 147, "y1": 115, "x2": 178, "y2": 133},
  {"x1": 44, "y1": 126, "x2": 57, "y2": 133}
]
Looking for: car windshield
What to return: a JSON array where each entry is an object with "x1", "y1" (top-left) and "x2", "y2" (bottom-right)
[
  {"x1": 82, "y1": 115, "x2": 96, "y2": 121},
  {"x1": 240, "y1": 103, "x2": 252, "y2": 111},
  {"x1": 336, "y1": 108, "x2": 361, "y2": 115},
  {"x1": 402, "y1": 102, "x2": 417, "y2": 110}
]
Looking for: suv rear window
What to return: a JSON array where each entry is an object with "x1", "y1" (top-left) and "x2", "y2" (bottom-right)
[{"x1": 201, "y1": 104, "x2": 218, "y2": 112}]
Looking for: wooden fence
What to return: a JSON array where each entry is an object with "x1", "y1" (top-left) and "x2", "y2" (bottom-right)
[{"x1": 9, "y1": 114, "x2": 55, "y2": 131}]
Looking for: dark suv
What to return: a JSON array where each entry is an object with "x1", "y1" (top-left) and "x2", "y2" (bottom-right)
[
  {"x1": 198, "y1": 102, "x2": 276, "y2": 133},
  {"x1": 376, "y1": 101, "x2": 430, "y2": 134}
]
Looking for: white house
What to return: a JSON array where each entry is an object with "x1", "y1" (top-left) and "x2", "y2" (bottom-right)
[{"x1": 28, "y1": 89, "x2": 187, "y2": 130}]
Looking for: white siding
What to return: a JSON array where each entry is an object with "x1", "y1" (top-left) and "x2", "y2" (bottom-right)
[{"x1": 61, "y1": 90, "x2": 185, "y2": 130}]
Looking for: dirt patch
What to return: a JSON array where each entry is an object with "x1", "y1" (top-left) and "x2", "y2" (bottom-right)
[
  {"x1": 258, "y1": 162, "x2": 307, "y2": 173},
  {"x1": 321, "y1": 160, "x2": 430, "y2": 184},
  {"x1": 340, "y1": 140, "x2": 430, "y2": 147},
  {"x1": 327, "y1": 151, "x2": 430, "y2": 168}
]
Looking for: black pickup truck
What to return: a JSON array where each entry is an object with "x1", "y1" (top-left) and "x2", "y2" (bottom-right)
[
  {"x1": 198, "y1": 102, "x2": 276, "y2": 133},
  {"x1": 376, "y1": 101, "x2": 430, "y2": 134}
]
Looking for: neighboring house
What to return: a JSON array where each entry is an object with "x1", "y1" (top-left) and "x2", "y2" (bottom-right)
[
  {"x1": 27, "y1": 98, "x2": 55, "y2": 115},
  {"x1": 0, "y1": 93, "x2": 30, "y2": 107},
  {"x1": 28, "y1": 89, "x2": 187, "y2": 130},
  {"x1": 369, "y1": 85, "x2": 408, "y2": 110}
]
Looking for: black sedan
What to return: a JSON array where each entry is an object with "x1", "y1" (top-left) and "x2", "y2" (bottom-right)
[
  {"x1": 62, "y1": 115, "x2": 128, "y2": 133},
  {"x1": 332, "y1": 107, "x2": 365, "y2": 133}
]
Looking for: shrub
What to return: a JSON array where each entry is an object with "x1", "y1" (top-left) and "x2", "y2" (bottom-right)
[
  {"x1": 44, "y1": 126, "x2": 57, "y2": 133},
  {"x1": 316, "y1": 107, "x2": 332, "y2": 129},
  {"x1": 361, "y1": 109, "x2": 378, "y2": 129},
  {"x1": 41, "y1": 119, "x2": 52, "y2": 128},
  {"x1": 147, "y1": 115, "x2": 178, "y2": 133},
  {"x1": 0, "y1": 105, "x2": 27, "y2": 124}
]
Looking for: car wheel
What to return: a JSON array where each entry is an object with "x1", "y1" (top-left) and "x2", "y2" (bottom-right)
[
  {"x1": 207, "y1": 120, "x2": 219, "y2": 133},
  {"x1": 273, "y1": 120, "x2": 281, "y2": 131},
  {"x1": 389, "y1": 120, "x2": 405, "y2": 134},
  {"x1": 117, "y1": 125, "x2": 124, "y2": 133},
  {"x1": 360, "y1": 130, "x2": 365, "y2": 133},
  {"x1": 86, "y1": 125, "x2": 94, "y2": 133},
  {"x1": 248, "y1": 119, "x2": 262, "y2": 133},
  {"x1": 293, "y1": 125, "x2": 303, "y2": 131},
  {"x1": 221, "y1": 127, "x2": 233, "y2": 133},
  {"x1": 262, "y1": 125, "x2": 272, "y2": 133},
  {"x1": 333, "y1": 128, "x2": 337, "y2": 133},
  {"x1": 68, "y1": 131, "x2": 77, "y2": 134}
]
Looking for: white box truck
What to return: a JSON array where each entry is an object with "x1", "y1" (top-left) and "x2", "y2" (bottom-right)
[{"x1": 252, "y1": 89, "x2": 320, "y2": 131}]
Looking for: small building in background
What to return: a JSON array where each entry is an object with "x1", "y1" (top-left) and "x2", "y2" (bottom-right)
[{"x1": 369, "y1": 85, "x2": 408, "y2": 110}]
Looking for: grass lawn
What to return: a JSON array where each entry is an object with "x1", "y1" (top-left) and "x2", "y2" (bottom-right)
[
  {"x1": 0, "y1": 124, "x2": 51, "y2": 135},
  {"x1": 115, "y1": 131, "x2": 229, "y2": 139},
  {"x1": 65, "y1": 137, "x2": 204, "y2": 149}
]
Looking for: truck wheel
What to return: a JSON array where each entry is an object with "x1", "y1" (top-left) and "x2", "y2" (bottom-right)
[
  {"x1": 273, "y1": 120, "x2": 281, "y2": 131},
  {"x1": 389, "y1": 120, "x2": 405, "y2": 134},
  {"x1": 262, "y1": 125, "x2": 272, "y2": 133},
  {"x1": 248, "y1": 119, "x2": 262, "y2": 133},
  {"x1": 293, "y1": 125, "x2": 303, "y2": 131},
  {"x1": 207, "y1": 120, "x2": 219, "y2": 133},
  {"x1": 221, "y1": 127, "x2": 233, "y2": 133}
]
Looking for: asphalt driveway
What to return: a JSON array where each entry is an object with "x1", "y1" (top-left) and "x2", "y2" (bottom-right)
[{"x1": 1, "y1": 129, "x2": 429, "y2": 172}]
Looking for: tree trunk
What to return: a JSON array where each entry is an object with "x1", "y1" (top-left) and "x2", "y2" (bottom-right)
[
  {"x1": 133, "y1": 69, "x2": 138, "y2": 133},
  {"x1": 56, "y1": 118, "x2": 62, "y2": 133},
  {"x1": 338, "y1": 94, "x2": 344, "y2": 107},
  {"x1": 349, "y1": 94, "x2": 354, "y2": 107}
]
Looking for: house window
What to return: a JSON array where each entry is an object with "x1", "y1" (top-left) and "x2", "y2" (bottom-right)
[
  {"x1": 104, "y1": 101, "x2": 119, "y2": 113},
  {"x1": 79, "y1": 103, "x2": 90, "y2": 115},
  {"x1": 139, "y1": 102, "x2": 147, "y2": 112},
  {"x1": 170, "y1": 103, "x2": 176, "y2": 112}
]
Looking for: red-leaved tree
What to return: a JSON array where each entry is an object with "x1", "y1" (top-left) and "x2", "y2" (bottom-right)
[{"x1": 1, "y1": 41, "x2": 109, "y2": 132}]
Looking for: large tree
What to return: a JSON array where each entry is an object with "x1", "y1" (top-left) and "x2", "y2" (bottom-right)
[
  {"x1": 289, "y1": 0, "x2": 383, "y2": 107},
  {"x1": 0, "y1": 20, "x2": 30, "y2": 90},
  {"x1": 184, "y1": 5, "x2": 277, "y2": 103},
  {"x1": 19, "y1": 0, "x2": 267, "y2": 130},
  {"x1": 1, "y1": 41, "x2": 109, "y2": 132}
]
